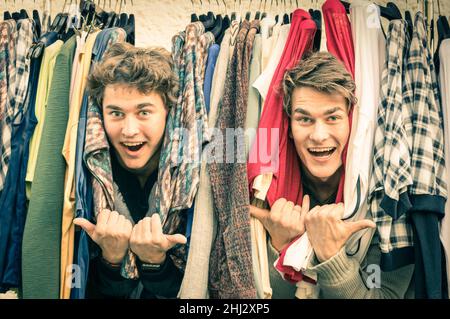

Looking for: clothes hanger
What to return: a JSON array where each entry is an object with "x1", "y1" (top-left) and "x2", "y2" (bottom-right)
[
  {"x1": 190, "y1": 0, "x2": 199, "y2": 22},
  {"x1": 340, "y1": 1, "x2": 350, "y2": 14},
  {"x1": 19, "y1": 8, "x2": 29, "y2": 18},
  {"x1": 312, "y1": 9, "x2": 322, "y2": 51},
  {"x1": 244, "y1": 0, "x2": 251, "y2": 20},
  {"x1": 402, "y1": 0, "x2": 413, "y2": 39},
  {"x1": 378, "y1": 2, "x2": 402, "y2": 21}
]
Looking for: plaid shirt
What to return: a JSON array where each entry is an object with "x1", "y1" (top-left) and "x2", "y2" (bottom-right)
[
  {"x1": 404, "y1": 12, "x2": 447, "y2": 201},
  {"x1": 0, "y1": 20, "x2": 17, "y2": 193},
  {"x1": 13, "y1": 19, "x2": 37, "y2": 124},
  {"x1": 369, "y1": 20, "x2": 414, "y2": 266}
]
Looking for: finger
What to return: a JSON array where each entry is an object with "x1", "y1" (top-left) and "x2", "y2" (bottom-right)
[
  {"x1": 249, "y1": 205, "x2": 270, "y2": 223},
  {"x1": 141, "y1": 217, "x2": 152, "y2": 241},
  {"x1": 299, "y1": 195, "x2": 310, "y2": 225},
  {"x1": 107, "y1": 210, "x2": 120, "y2": 226},
  {"x1": 96, "y1": 209, "x2": 111, "y2": 226},
  {"x1": 151, "y1": 214, "x2": 163, "y2": 240},
  {"x1": 346, "y1": 219, "x2": 376, "y2": 237},
  {"x1": 280, "y1": 201, "x2": 295, "y2": 225},
  {"x1": 272, "y1": 198, "x2": 290, "y2": 222},
  {"x1": 165, "y1": 233, "x2": 187, "y2": 249},
  {"x1": 271, "y1": 198, "x2": 287, "y2": 216},
  {"x1": 73, "y1": 218, "x2": 96, "y2": 238},
  {"x1": 331, "y1": 202, "x2": 345, "y2": 219}
]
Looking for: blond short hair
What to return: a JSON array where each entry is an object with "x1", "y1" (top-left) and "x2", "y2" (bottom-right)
[
  {"x1": 88, "y1": 42, "x2": 178, "y2": 109},
  {"x1": 282, "y1": 51, "x2": 357, "y2": 116}
]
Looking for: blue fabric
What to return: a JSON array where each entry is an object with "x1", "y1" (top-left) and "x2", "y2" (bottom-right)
[
  {"x1": 411, "y1": 209, "x2": 444, "y2": 299},
  {"x1": 71, "y1": 28, "x2": 121, "y2": 299},
  {"x1": 203, "y1": 44, "x2": 219, "y2": 114},
  {"x1": 0, "y1": 31, "x2": 57, "y2": 292}
]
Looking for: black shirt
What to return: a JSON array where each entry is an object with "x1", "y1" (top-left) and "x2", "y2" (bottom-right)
[{"x1": 111, "y1": 151, "x2": 159, "y2": 224}]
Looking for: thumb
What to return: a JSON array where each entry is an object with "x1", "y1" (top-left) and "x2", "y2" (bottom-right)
[
  {"x1": 165, "y1": 233, "x2": 188, "y2": 249},
  {"x1": 249, "y1": 205, "x2": 270, "y2": 223},
  {"x1": 73, "y1": 218, "x2": 96, "y2": 238},
  {"x1": 346, "y1": 219, "x2": 376, "y2": 236}
]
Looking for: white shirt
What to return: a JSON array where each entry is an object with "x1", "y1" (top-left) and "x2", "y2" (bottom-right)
[
  {"x1": 345, "y1": 1, "x2": 385, "y2": 220},
  {"x1": 252, "y1": 24, "x2": 290, "y2": 102}
]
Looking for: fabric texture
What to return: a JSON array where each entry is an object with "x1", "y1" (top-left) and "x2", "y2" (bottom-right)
[
  {"x1": 0, "y1": 20, "x2": 17, "y2": 193},
  {"x1": 369, "y1": 20, "x2": 414, "y2": 271},
  {"x1": 0, "y1": 18, "x2": 38, "y2": 292},
  {"x1": 178, "y1": 22, "x2": 239, "y2": 299},
  {"x1": 405, "y1": 12, "x2": 447, "y2": 299},
  {"x1": 20, "y1": 32, "x2": 65, "y2": 299},
  {"x1": 208, "y1": 20, "x2": 259, "y2": 299}
]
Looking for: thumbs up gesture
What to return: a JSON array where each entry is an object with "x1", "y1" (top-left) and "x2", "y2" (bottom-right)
[
  {"x1": 130, "y1": 214, "x2": 187, "y2": 265},
  {"x1": 305, "y1": 203, "x2": 376, "y2": 263},
  {"x1": 73, "y1": 209, "x2": 133, "y2": 265},
  {"x1": 249, "y1": 196, "x2": 310, "y2": 251}
]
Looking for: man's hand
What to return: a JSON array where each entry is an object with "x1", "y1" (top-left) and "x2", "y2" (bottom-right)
[
  {"x1": 249, "y1": 196, "x2": 310, "y2": 252},
  {"x1": 130, "y1": 214, "x2": 187, "y2": 265},
  {"x1": 73, "y1": 209, "x2": 133, "y2": 265},
  {"x1": 305, "y1": 203, "x2": 376, "y2": 262}
]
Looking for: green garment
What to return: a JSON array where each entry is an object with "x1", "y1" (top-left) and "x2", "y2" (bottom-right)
[{"x1": 22, "y1": 36, "x2": 76, "y2": 299}]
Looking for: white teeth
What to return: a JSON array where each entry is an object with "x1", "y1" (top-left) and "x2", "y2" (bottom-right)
[
  {"x1": 308, "y1": 147, "x2": 335, "y2": 152},
  {"x1": 123, "y1": 142, "x2": 144, "y2": 147}
]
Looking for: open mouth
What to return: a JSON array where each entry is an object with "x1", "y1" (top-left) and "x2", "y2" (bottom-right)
[
  {"x1": 307, "y1": 147, "x2": 336, "y2": 158},
  {"x1": 121, "y1": 142, "x2": 146, "y2": 152}
]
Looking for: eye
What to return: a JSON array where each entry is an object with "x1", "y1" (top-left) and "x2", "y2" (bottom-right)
[
  {"x1": 327, "y1": 115, "x2": 340, "y2": 122},
  {"x1": 297, "y1": 117, "x2": 312, "y2": 124},
  {"x1": 110, "y1": 111, "x2": 123, "y2": 118},
  {"x1": 139, "y1": 110, "x2": 150, "y2": 116}
]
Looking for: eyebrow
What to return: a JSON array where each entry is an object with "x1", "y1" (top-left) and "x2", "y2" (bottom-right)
[
  {"x1": 104, "y1": 103, "x2": 156, "y2": 110},
  {"x1": 293, "y1": 106, "x2": 345, "y2": 116}
]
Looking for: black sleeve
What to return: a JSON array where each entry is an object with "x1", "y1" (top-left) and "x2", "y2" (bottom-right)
[
  {"x1": 86, "y1": 256, "x2": 139, "y2": 299},
  {"x1": 137, "y1": 255, "x2": 184, "y2": 299}
]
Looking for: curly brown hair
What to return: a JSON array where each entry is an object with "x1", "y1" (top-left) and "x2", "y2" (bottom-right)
[
  {"x1": 282, "y1": 51, "x2": 357, "y2": 116},
  {"x1": 87, "y1": 42, "x2": 178, "y2": 110}
]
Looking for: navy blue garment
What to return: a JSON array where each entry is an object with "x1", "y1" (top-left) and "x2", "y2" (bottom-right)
[
  {"x1": 203, "y1": 44, "x2": 219, "y2": 114},
  {"x1": 411, "y1": 209, "x2": 444, "y2": 299},
  {"x1": 0, "y1": 31, "x2": 57, "y2": 292},
  {"x1": 71, "y1": 28, "x2": 123, "y2": 299}
]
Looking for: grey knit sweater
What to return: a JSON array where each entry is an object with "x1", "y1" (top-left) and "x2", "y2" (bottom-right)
[{"x1": 268, "y1": 236, "x2": 415, "y2": 299}]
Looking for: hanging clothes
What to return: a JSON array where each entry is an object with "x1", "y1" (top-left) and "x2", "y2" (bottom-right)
[
  {"x1": 345, "y1": 0, "x2": 385, "y2": 230},
  {"x1": 69, "y1": 28, "x2": 127, "y2": 299},
  {"x1": 0, "y1": 20, "x2": 17, "y2": 194},
  {"x1": 21, "y1": 33, "x2": 64, "y2": 299},
  {"x1": 260, "y1": 15, "x2": 276, "y2": 74},
  {"x1": 439, "y1": 39, "x2": 450, "y2": 298},
  {"x1": 203, "y1": 43, "x2": 220, "y2": 114},
  {"x1": 208, "y1": 19, "x2": 260, "y2": 299},
  {"x1": 0, "y1": 18, "x2": 37, "y2": 291},
  {"x1": 152, "y1": 22, "x2": 214, "y2": 276},
  {"x1": 405, "y1": 12, "x2": 447, "y2": 299},
  {"x1": 369, "y1": 20, "x2": 414, "y2": 271},
  {"x1": 59, "y1": 30, "x2": 101, "y2": 299},
  {"x1": 178, "y1": 21, "x2": 240, "y2": 299}
]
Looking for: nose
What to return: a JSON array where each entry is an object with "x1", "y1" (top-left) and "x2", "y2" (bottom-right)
[
  {"x1": 122, "y1": 116, "x2": 139, "y2": 137},
  {"x1": 309, "y1": 121, "x2": 330, "y2": 143}
]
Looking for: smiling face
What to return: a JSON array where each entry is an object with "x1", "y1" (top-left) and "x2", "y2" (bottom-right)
[
  {"x1": 289, "y1": 86, "x2": 350, "y2": 182},
  {"x1": 103, "y1": 84, "x2": 168, "y2": 177}
]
